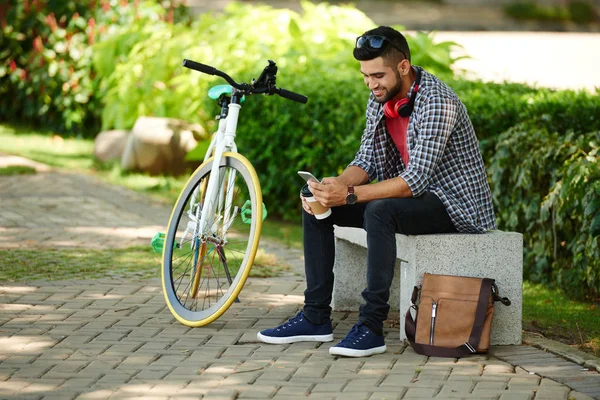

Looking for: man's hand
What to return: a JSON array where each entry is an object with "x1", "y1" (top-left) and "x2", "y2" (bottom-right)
[
  {"x1": 308, "y1": 177, "x2": 348, "y2": 208},
  {"x1": 300, "y1": 193, "x2": 314, "y2": 215}
]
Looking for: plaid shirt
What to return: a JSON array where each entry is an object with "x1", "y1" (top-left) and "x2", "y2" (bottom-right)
[{"x1": 348, "y1": 67, "x2": 496, "y2": 233}]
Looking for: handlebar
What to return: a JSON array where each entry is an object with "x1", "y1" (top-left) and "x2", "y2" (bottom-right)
[
  {"x1": 182, "y1": 58, "x2": 308, "y2": 104},
  {"x1": 182, "y1": 59, "x2": 218, "y2": 76},
  {"x1": 274, "y1": 88, "x2": 308, "y2": 104}
]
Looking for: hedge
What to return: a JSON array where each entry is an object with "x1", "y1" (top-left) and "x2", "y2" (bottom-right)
[{"x1": 0, "y1": 0, "x2": 188, "y2": 135}]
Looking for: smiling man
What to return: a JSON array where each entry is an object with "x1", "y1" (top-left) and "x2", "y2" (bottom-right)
[{"x1": 257, "y1": 26, "x2": 496, "y2": 357}]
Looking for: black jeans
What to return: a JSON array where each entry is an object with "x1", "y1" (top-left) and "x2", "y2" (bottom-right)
[{"x1": 302, "y1": 192, "x2": 457, "y2": 335}]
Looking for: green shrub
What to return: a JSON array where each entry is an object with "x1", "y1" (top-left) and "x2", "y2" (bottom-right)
[
  {"x1": 449, "y1": 79, "x2": 540, "y2": 158},
  {"x1": 0, "y1": 0, "x2": 188, "y2": 136},
  {"x1": 504, "y1": 2, "x2": 569, "y2": 22},
  {"x1": 0, "y1": 0, "x2": 97, "y2": 134},
  {"x1": 504, "y1": 0, "x2": 598, "y2": 24},
  {"x1": 540, "y1": 142, "x2": 599, "y2": 296},
  {"x1": 568, "y1": 1, "x2": 598, "y2": 24},
  {"x1": 489, "y1": 127, "x2": 600, "y2": 297},
  {"x1": 451, "y1": 80, "x2": 600, "y2": 161}
]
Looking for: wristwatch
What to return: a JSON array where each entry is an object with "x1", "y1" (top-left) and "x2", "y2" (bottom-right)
[{"x1": 346, "y1": 186, "x2": 358, "y2": 205}]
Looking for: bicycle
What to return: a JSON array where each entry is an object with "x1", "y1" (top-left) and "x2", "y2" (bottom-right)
[{"x1": 154, "y1": 59, "x2": 307, "y2": 327}]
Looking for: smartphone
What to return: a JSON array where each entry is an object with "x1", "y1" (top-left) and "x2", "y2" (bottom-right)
[{"x1": 298, "y1": 171, "x2": 321, "y2": 183}]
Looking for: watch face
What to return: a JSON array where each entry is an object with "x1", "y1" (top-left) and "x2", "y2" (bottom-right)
[{"x1": 346, "y1": 193, "x2": 358, "y2": 205}]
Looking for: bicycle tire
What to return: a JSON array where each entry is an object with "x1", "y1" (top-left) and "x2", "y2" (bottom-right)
[{"x1": 162, "y1": 152, "x2": 262, "y2": 326}]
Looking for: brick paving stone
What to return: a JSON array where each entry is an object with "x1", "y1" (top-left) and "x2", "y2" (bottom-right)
[
  {"x1": 236, "y1": 384, "x2": 279, "y2": 398},
  {"x1": 42, "y1": 395, "x2": 80, "y2": 400},
  {"x1": 74, "y1": 389, "x2": 117, "y2": 399},
  {"x1": 403, "y1": 387, "x2": 439, "y2": 398},
  {"x1": 378, "y1": 374, "x2": 416, "y2": 388},
  {"x1": 276, "y1": 384, "x2": 313, "y2": 396},
  {"x1": 20, "y1": 379, "x2": 66, "y2": 394},
  {"x1": 508, "y1": 376, "x2": 541, "y2": 385},
  {"x1": 269, "y1": 395, "x2": 325, "y2": 400},
  {"x1": 5, "y1": 354, "x2": 41, "y2": 364},
  {"x1": 569, "y1": 392, "x2": 598, "y2": 400},
  {"x1": 7, "y1": 394, "x2": 44, "y2": 400},
  {"x1": 106, "y1": 383, "x2": 154, "y2": 398},
  {"x1": 535, "y1": 388, "x2": 572, "y2": 399},
  {"x1": 253, "y1": 367, "x2": 296, "y2": 382},
  {"x1": 44, "y1": 365, "x2": 102, "y2": 380},
  {"x1": 1, "y1": 378, "x2": 33, "y2": 392},
  {"x1": 312, "y1": 381, "x2": 348, "y2": 393},
  {"x1": 449, "y1": 365, "x2": 483, "y2": 376},
  {"x1": 220, "y1": 345, "x2": 258, "y2": 359},
  {"x1": 498, "y1": 394, "x2": 535, "y2": 400},
  {"x1": 416, "y1": 367, "x2": 451, "y2": 381},
  {"x1": 343, "y1": 378, "x2": 380, "y2": 391},
  {"x1": 437, "y1": 382, "x2": 476, "y2": 396},
  {"x1": 11, "y1": 366, "x2": 55, "y2": 379},
  {"x1": 475, "y1": 380, "x2": 508, "y2": 390},
  {"x1": 133, "y1": 367, "x2": 174, "y2": 380},
  {"x1": 483, "y1": 363, "x2": 516, "y2": 374},
  {"x1": 202, "y1": 388, "x2": 238, "y2": 399},
  {"x1": 150, "y1": 355, "x2": 188, "y2": 367},
  {"x1": 369, "y1": 392, "x2": 404, "y2": 400}
]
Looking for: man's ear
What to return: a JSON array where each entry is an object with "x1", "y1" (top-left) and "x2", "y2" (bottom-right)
[{"x1": 396, "y1": 59, "x2": 408, "y2": 75}]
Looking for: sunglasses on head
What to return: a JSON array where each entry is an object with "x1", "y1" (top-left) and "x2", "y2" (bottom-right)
[{"x1": 355, "y1": 35, "x2": 408, "y2": 59}]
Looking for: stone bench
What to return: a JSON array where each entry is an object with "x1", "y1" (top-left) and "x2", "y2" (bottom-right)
[{"x1": 331, "y1": 227, "x2": 523, "y2": 345}]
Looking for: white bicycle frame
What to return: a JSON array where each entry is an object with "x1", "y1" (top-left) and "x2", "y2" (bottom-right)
[
  {"x1": 200, "y1": 101, "x2": 241, "y2": 235},
  {"x1": 182, "y1": 98, "x2": 242, "y2": 250}
]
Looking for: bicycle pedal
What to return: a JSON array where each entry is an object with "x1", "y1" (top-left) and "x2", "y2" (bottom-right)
[
  {"x1": 151, "y1": 232, "x2": 165, "y2": 253},
  {"x1": 151, "y1": 232, "x2": 178, "y2": 253},
  {"x1": 241, "y1": 201, "x2": 268, "y2": 224}
]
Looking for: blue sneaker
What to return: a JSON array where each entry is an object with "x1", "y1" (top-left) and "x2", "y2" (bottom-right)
[
  {"x1": 329, "y1": 323, "x2": 386, "y2": 357},
  {"x1": 257, "y1": 311, "x2": 334, "y2": 344}
]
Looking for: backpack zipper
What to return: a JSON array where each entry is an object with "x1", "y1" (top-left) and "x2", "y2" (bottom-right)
[{"x1": 430, "y1": 301, "x2": 438, "y2": 345}]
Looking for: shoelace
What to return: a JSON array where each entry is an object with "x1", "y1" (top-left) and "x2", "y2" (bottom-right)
[
  {"x1": 276, "y1": 312, "x2": 304, "y2": 331},
  {"x1": 339, "y1": 324, "x2": 369, "y2": 345}
]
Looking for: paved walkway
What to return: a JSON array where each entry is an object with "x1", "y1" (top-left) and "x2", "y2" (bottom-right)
[{"x1": 1, "y1": 154, "x2": 600, "y2": 399}]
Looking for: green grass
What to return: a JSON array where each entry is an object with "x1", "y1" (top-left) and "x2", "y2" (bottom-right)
[
  {"x1": 0, "y1": 165, "x2": 37, "y2": 175},
  {"x1": 0, "y1": 245, "x2": 288, "y2": 282},
  {"x1": 261, "y1": 218, "x2": 303, "y2": 249},
  {"x1": 0, "y1": 247, "x2": 162, "y2": 281},
  {"x1": 523, "y1": 281, "x2": 600, "y2": 356},
  {"x1": 0, "y1": 124, "x2": 96, "y2": 170},
  {"x1": 0, "y1": 123, "x2": 186, "y2": 204}
]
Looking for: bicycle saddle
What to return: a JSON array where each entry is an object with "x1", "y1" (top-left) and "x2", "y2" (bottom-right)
[{"x1": 208, "y1": 84, "x2": 244, "y2": 102}]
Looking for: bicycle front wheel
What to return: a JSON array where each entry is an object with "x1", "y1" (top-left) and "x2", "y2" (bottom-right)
[{"x1": 162, "y1": 152, "x2": 262, "y2": 327}]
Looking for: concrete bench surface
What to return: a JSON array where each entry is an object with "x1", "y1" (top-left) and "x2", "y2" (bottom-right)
[{"x1": 332, "y1": 226, "x2": 523, "y2": 346}]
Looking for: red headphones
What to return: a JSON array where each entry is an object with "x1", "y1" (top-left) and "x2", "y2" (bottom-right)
[{"x1": 383, "y1": 67, "x2": 421, "y2": 119}]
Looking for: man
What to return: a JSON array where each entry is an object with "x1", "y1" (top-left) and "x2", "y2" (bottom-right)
[{"x1": 256, "y1": 26, "x2": 496, "y2": 357}]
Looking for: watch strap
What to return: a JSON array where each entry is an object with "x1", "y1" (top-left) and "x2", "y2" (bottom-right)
[{"x1": 346, "y1": 186, "x2": 357, "y2": 205}]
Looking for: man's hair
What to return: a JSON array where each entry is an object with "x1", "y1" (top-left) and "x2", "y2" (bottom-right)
[{"x1": 353, "y1": 26, "x2": 411, "y2": 66}]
